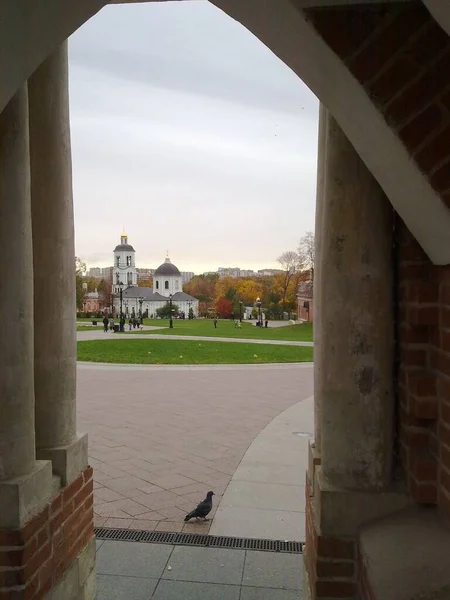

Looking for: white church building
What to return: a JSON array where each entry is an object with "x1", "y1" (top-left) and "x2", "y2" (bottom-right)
[{"x1": 111, "y1": 232, "x2": 199, "y2": 318}]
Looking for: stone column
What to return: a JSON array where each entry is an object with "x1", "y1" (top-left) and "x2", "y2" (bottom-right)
[
  {"x1": 312, "y1": 103, "x2": 328, "y2": 453},
  {"x1": 28, "y1": 42, "x2": 87, "y2": 486},
  {"x1": 0, "y1": 85, "x2": 52, "y2": 527},
  {"x1": 320, "y1": 116, "x2": 394, "y2": 491}
]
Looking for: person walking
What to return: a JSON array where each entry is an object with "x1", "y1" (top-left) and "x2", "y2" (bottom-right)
[
  {"x1": 102, "y1": 315, "x2": 109, "y2": 333},
  {"x1": 213, "y1": 317, "x2": 218, "y2": 329}
]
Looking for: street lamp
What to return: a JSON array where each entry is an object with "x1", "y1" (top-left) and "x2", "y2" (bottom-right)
[
  {"x1": 239, "y1": 301, "x2": 243, "y2": 323},
  {"x1": 118, "y1": 281, "x2": 124, "y2": 331},
  {"x1": 139, "y1": 297, "x2": 144, "y2": 323},
  {"x1": 256, "y1": 297, "x2": 262, "y2": 327},
  {"x1": 169, "y1": 293, "x2": 173, "y2": 329},
  {"x1": 188, "y1": 300, "x2": 192, "y2": 319}
]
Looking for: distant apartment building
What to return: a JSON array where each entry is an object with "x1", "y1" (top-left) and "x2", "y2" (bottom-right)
[
  {"x1": 218, "y1": 267, "x2": 241, "y2": 278},
  {"x1": 257, "y1": 268, "x2": 284, "y2": 277},
  {"x1": 240, "y1": 269, "x2": 257, "y2": 278},
  {"x1": 181, "y1": 272, "x2": 195, "y2": 284},
  {"x1": 87, "y1": 267, "x2": 102, "y2": 278}
]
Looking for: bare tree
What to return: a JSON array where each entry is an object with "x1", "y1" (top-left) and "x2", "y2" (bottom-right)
[
  {"x1": 298, "y1": 231, "x2": 315, "y2": 281},
  {"x1": 277, "y1": 250, "x2": 301, "y2": 314}
]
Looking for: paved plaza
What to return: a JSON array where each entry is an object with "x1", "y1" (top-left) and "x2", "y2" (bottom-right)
[
  {"x1": 96, "y1": 540, "x2": 304, "y2": 600},
  {"x1": 77, "y1": 360, "x2": 313, "y2": 535}
]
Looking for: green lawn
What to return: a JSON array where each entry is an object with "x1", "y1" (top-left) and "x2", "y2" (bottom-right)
[
  {"x1": 77, "y1": 339, "x2": 313, "y2": 365},
  {"x1": 136, "y1": 319, "x2": 313, "y2": 342},
  {"x1": 77, "y1": 325, "x2": 103, "y2": 331}
]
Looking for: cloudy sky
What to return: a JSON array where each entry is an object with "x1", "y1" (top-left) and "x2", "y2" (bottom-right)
[{"x1": 69, "y1": 0, "x2": 319, "y2": 274}]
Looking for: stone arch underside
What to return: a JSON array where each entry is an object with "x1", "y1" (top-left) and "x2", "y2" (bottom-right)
[{"x1": 2, "y1": 0, "x2": 450, "y2": 264}]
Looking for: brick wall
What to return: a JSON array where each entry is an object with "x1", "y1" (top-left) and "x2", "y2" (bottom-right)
[
  {"x1": 305, "y1": 2, "x2": 450, "y2": 209},
  {"x1": 305, "y1": 479, "x2": 357, "y2": 599},
  {"x1": 0, "y1": 466, "x2": 93, "y2": 600},
  {"x1": 396, "y1": 218, "x2": 450, "y2": 517}
]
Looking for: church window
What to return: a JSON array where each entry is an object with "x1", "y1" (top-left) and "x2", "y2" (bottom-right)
[
  {"x1": 127, "y1": 256, "x2": 131, "y2": 266},
  {"x1": 116, "y1": 273, "x2": 119, "y2": 284},
  {"x1": 165, "y1": 280, "x2": 169, "y2": 290},
  {"x1": 156, "y1": 281, "x2": 159, "y2": 290},
  {"x1": 128, "y1": 272, "x2": 132, "y2": 285},
  {"x1": 116, "y1": 255, "x2": 120, "y2": 267},
  {"x1": 175, "y1": 281, "x2": 179, "y2": 290}
]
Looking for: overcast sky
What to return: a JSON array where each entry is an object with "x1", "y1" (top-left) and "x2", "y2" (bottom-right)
[{"x1": 69, "y1": 0, "x2": 319, "y2": 274}]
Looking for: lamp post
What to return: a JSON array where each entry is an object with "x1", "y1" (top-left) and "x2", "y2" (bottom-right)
[
  {"x1": 239, "y1": 301, "x2": 243, "y2": 323},
  {"x1": 169, "y1": 293, "x2": 173, "y2": 329},
  {"x1": 188, "y1": 300, "x2": 192, "y2": 319},
  {"x1": 139, "y1": 297, "x2": 144, "y2": 323},
  {"x1": 119, "y1": 281, "x2": 124, "y2": 331},
  {"x1": 256, "y1": 297, "x2": 262, "y2": 327}
]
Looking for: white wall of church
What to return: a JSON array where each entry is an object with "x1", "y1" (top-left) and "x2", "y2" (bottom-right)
[{"x1": 153, "y1": 275, "x2": 182, "y2": 297}]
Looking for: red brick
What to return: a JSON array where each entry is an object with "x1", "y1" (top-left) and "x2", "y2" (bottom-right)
[
  {"x1": 440, "y1": 466, "x2": 450, "y2": 493},
  {"x1": 21, "y1": 508, "x2": 49, "y2": 543},
  {"x1": 398, "y1": 263, "x2": 429, "y2": 280},
  {"x1": 62, "y1": 475, "x2": 83, "y2": 504},
  {"x1": 399, "y1": 105, "x2": 445, "y2": 153},
  {"x1": 349, "y1": 5, "x2": 429, "y2": 83},
  {"x1": 368, "y1": 56, "x2": 419, "y2": 107},
  {"x1": 401, "y1": 346, "x2": 428, "y2": 367},
  {"x1": 38, "y1": 557, "x2": 53, "y2": 589},
  {"x1": 430, "y1": 161, "x2": 450, "y2": 194},
  {"x1": 439, "y1": 488, "x2": 450, "y2": 517},
  {"x1": 442, "y1": 442, "x2": 450, "y2": 469},
  {"x1": 441, "y1": 307, "x2": 450, "y2": 328},
  {"x1": 441, "y1": 400, "x2": 450, "y2": 424},
  {"x1": 405, "y1": 20, "x2": 450, "y2": 67},
  {"x1": 304, "y1": 5, "x2": 388, "y2": 61},
  {"x1": 317, "y1": 558, "x2": 354, "y2": 578},
  {"x1": 84, "y1": 494, "x2": 94, "y2": 512},
  {"x1": 50, "y1": 495, "x2": 62, "y2": 515},
  {"x1": 415, "y1": 125, "x2": 450, "y2": 172},
  {"x1": 411, "y1": 478, "x2": 437, "y2": 503},
  {"x1": 385, "y1": 51, "x2": 450, "y2": 125},
  {"x1": 411, "y1": 396, "x2": 438, "y2": 420},
  {"x1": 0, "y1": 548, "x2": 24, "y2": 568},
  {"x1": 316, "y1": 579, "x2": 356, "y2": 598},
  {"x1": 408, "y1": 372, "x2": 436, "y2": 396},
  {"x1": 410, "y1": 306, "x2": 439, "y2": 326},
  {"x1": 50, "y1": 509, "x2": 65, "y2": 535},
  {"x1": 63, "y1": 504, "x2": 84, "y2": 539},
  {"x1": 83, "y1": 466, "x2": 93, "y2": 484},
  {"x1": 317, "y1": 536, "x2": 355, "y2": 560},
  {"x1": 0, "y1": 529, "x2": 22, "y2": 546},
  {"x1": 402, "y1": 426, "x2": 429, "y2": 449},
  {"x1": 410, "y1": 455, "x2": 437, "y2": 480},
  {"x1": 73, "y1": 480, "x2": 93, "y2": 509},
  {"x1": 24, "y1": 541, "x2": 51, "y2": 581}
]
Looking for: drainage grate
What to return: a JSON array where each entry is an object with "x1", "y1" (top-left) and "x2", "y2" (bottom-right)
[{"x1": 94, "y1": 527, "x2": 303, "y2": 554}]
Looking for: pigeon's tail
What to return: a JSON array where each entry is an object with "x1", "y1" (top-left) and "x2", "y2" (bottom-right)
[{"x1": 184, "y1": 511, "x2": 196, "y2": 522}]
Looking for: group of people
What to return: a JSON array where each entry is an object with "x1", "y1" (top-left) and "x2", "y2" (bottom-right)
[{"x1": 102, "y1": 314, "x2": 142, "y2": 332}]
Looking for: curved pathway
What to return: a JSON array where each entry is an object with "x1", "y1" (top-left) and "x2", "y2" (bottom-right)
[
  {"x1": 77, "y1": 361, "x2": 313, "y2": 533},
  {"x1": 211, "y1": 396, "x2": 313, "y2": 541},
  {"x1": 77, "y1": 329, "x2": 313, "y2": 346}
]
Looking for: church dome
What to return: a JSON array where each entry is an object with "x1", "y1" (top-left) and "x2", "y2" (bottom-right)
[
  {"x1": 113, "y1": 243, "x2": 135, "y2": 252},
  {"x1": 155, "y1": 257, "x2": 181, "y2": 276}
]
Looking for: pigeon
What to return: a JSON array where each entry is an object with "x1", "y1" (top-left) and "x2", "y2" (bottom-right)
[{"x1": 184, "y1": 491, "x2": 215, "y2": 522}]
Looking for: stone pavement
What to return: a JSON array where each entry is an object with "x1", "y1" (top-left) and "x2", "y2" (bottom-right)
[
  {"x1": 211, "y1": 396, "x2": 313, "y2": 541},
  {"x1": 77, "y1": 363, "x2": 313, "y2": 533},
  {"x1": 96, "y1": 539, "x2": 304, "y2": 600}
]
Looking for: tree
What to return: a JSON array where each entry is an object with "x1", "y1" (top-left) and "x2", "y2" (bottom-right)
[
  {"x1": 277, "y1": 250, "x2": 301, "y2": 314},
  {"x1": 184, "y1": 275, "x2": 217, "y2": 306},
  {"x1": 75, "y1": 257, "x2": 86, "y2": 311},
  {"x1": 98, "y1": 277, "x2": 113, "y2": 314},
  {"x1": 156, "y1": 302, "x2": 179, "y2": 318},
  {"x1": 215, "y1": 297, "x2": 233, "y2": 319},
  {"x1": 138, "y1": 278, "x2": 153, "y2": 288},
  {"x1": 298, "y1": 231, "x2": 315, "y2": 280}
]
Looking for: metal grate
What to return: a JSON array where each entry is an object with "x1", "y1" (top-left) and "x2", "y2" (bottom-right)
[{"x1": 94, "y1": 527, "x2": 303, "y2": 554}]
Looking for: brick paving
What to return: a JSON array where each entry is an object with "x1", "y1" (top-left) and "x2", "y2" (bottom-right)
[{"x1": 77, "y1": 363, "x2": 313, "y2": 533}]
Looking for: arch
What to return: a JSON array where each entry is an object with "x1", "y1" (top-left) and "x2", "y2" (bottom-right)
[{"x1": 2, "y1": 0, "x2": 450, "y2": 262}]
